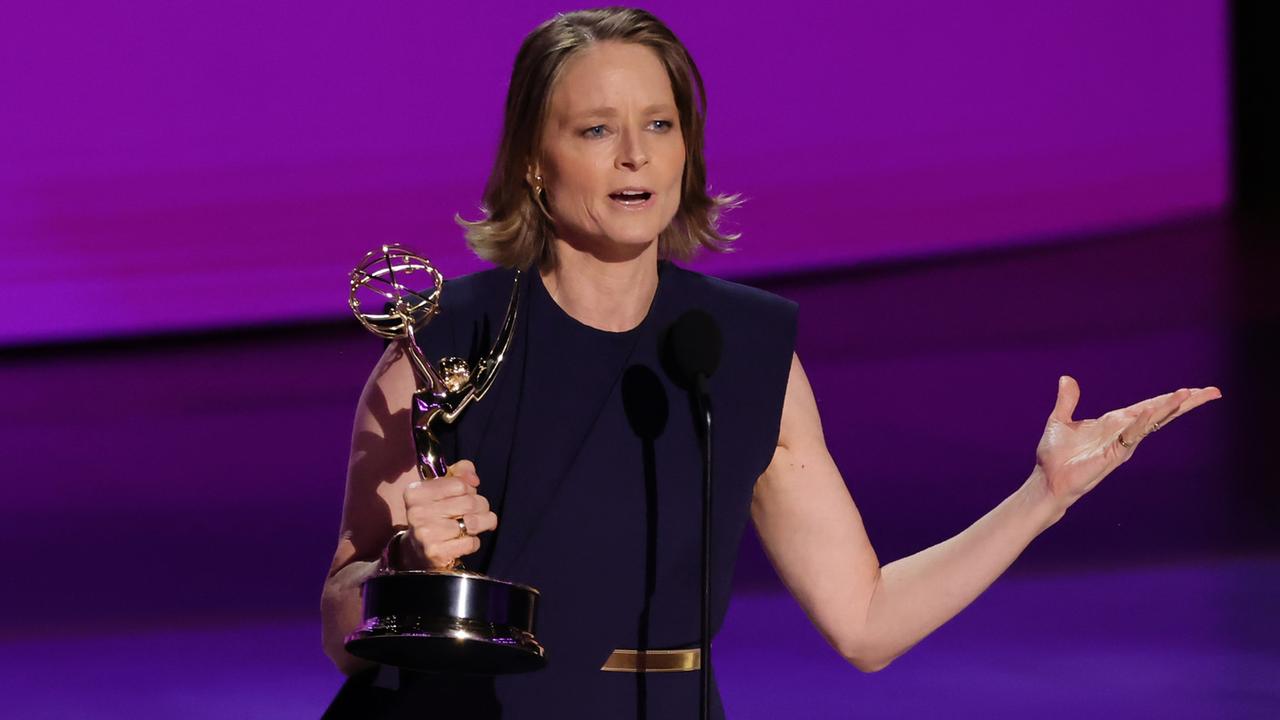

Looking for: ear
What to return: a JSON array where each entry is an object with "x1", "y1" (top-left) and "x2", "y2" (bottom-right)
[{"x1": 525, "y1": 164, "x2": 541, "y2": 188}]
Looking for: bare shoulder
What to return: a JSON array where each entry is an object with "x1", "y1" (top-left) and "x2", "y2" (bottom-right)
[
  {"x1": 757, "y1": 352, "x2": 836, "y2": 502},
  {"x1": 775, "y1": 353, "x2": 828, "y2": 458}
]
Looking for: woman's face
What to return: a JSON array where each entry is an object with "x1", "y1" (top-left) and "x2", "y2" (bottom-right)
[{"x1": 535, "y1": 41, "x2": 686, "y2": 259}]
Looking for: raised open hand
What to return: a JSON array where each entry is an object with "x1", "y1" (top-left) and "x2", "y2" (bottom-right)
[{"x1": 1033, "y1": 376, "x2": 1222, "y2": 515}]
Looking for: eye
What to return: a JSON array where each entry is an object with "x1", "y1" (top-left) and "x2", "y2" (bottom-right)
[
  {"x1": 581, "y1": 125, "x2": 608, "y2": 139},
  {"x1": 649, "y1": 120, "x2": 674, "y2": 132}
]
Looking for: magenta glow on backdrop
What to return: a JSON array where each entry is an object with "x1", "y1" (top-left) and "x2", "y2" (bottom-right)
[{"x1": 1, "y1": 1, "x2": 1227, "y2": 345}]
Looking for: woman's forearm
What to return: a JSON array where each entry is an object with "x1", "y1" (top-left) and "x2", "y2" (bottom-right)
[
  {"x1": 321, "y1": 558, "x2": 381, "y2": 676},
  {"x1": 853, "y1": 470, "x2": 1064, "y2": 671}
]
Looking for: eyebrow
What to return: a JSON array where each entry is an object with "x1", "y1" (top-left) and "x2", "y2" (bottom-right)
[{"x1": 574, "y1": 103, "x2": 676, "y2": 117}]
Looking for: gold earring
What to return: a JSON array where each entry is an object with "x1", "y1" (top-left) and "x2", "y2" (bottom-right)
[{"x1": 531, "y1": 174, "x2": 553, "y2": 222}]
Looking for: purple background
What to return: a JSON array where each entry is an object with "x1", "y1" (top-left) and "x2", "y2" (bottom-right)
[
  {"x1": 3, "y1": 2, "x2": 1275, "y2": 717},
  {"x1": 1, "y1": 1, "x2": 1226, "y2": 345}
]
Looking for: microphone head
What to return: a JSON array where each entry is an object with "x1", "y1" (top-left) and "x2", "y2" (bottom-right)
[{"x1": 663, "y1": 309, "x2": 722, "y2": 389}]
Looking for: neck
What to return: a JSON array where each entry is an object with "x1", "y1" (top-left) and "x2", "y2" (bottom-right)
[{"x1": 541, "y1": 239, "x2": 660, "y2": 332}]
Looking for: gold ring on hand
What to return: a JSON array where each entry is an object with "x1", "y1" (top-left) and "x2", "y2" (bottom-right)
[{"x1": 455, "y1": 516, "x2": 469, "y2": 539}]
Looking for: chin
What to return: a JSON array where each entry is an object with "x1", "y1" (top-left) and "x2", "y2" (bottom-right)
[{"x1": 602, "y1": 230, "x2": 661, "y2": 254}]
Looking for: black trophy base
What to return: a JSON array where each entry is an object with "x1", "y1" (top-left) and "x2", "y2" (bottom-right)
[{"x1": 345, "y1": 569, "x2": 545, "y2": 675}]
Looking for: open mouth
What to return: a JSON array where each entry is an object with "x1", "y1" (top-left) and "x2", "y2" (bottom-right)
[{"x1": 609, "y1": 190, "x2": 653, "y2": 206}]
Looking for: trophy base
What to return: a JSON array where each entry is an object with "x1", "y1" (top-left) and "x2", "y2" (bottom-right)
[
  {"x1": 346, "y1": 569, "x2": 545, "y2": 675},
  {"x1": 347, "y1": 616, "x2": 545, "y2": 674}
]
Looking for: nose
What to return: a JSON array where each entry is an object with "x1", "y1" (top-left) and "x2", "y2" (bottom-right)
[{"x1": 614, "y1": 125, "x2": 649, "y2": 172}]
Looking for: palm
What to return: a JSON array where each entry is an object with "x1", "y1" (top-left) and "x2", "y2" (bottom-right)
[{"x1": 1034, "y1": 376, "x2": 1221, "y2": 511}]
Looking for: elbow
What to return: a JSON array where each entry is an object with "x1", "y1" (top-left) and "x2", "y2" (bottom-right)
[
  {"x1": 321, "y1": 625, "x2": 360, "y2": 676},
  {"x1": 320, "y1": 581, "x2": 376, "y2": 677},
  {"x1": 835, "y1": 637, "x2": 895, "y2": 673},
  {"x1": 847, "y1": 653, "x2": 892, "y2": 673}
]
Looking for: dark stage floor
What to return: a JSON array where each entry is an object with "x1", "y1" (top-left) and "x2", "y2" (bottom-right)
[{"x1": 2, "y1": 556, "x2": 1276, "y2": 719}]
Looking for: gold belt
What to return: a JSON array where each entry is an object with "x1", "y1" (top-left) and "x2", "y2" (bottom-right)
[{"x1": 600, "y1": 648, "x2": 701, "y2": 673}]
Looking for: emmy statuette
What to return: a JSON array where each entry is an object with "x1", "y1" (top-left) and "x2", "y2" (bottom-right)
[{"x1": 344, "y1": 244, "x2": 544, "y2": 674}]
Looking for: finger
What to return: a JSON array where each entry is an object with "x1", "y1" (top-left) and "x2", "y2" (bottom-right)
[
  {"x1": 447, "y1": 460, "x2": 481, "y2": 487},
  {"x1": 1051, "y1": 375, "x2": 1080, "y2": 423},
  {"x1": 447, "y1": 459, "x2": 476, "y2": 475},
  {"x1": 1120, "y1": 384, "x2": 1222, "y2": 418},
  {"x1": 1136, "y1": 386, "x2": 1221, "y2": 433},
  {"x1": 413, "y1": 517, "x2": 474, "y2": 547},
  {"x1": 458, "y1": 510, "x2": 498, "y2": 535},
  {"x1": 405, "y1": 476, "x2": 472, "y2": 506},
  {"x1": 1119, "y1": 390, "x2": 1179, "y2": 417},
  {"x1": 1159, "y1": 387, "x2": 1223, "y2": 426},
  {"x1": 423, "y1": 535, "x2": 482, "y2": 569},
  {"x1": 1116, "y1": 406, "x2": 1155, "y2": 452},
  {"x1": 1148, "y1": 388, "x2": 1191, "y2": 430},
  {"x1": 434, "y1": 492, "x2": 490, "y2": 518}
]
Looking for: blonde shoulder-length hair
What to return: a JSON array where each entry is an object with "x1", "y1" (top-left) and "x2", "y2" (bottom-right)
[{"x1": 456, "y1": 7, "x2": 740, "y2": 270}]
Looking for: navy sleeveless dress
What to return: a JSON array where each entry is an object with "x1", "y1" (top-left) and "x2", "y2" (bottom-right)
[{"x1": 326, "y1": 261, "x2": 797, "y2": 719}]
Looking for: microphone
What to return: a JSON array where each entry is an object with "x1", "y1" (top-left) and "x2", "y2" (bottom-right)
[
  {"x1": 663, "y1": 310, "x2": 722, "y2": 720},
  {"x1": 664, "y1": 309, "x2": 722, "y2": 396}
]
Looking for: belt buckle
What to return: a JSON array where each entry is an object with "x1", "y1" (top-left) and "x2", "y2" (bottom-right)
[{"x1": 600, "y1": 648, "x2": 701, "y2": 673}]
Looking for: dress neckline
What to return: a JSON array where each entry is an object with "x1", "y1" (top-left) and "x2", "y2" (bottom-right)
[{"x1": 531, "y1": 261, "x2": 667, "y2": 338}]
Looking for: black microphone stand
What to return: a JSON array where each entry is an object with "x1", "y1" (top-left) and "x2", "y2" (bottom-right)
[
  {"x1": 694, "y1": 373, "x2": 712, "y2": 720},
  {"x1": 664, "y1": 309, "x2": 721, "y2": 720}
]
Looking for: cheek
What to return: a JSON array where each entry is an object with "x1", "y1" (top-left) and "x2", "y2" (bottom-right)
[
  {"x1": 552, "y1": 154, "x2": 605, "y2": 199},
  {"x1": 549, "y1": 167, "x2": 609, "y2": 231},
  {"x1": 662, "y1": 187, "x2": 682, "y2": 223},
  {"x1": 665, "y1": 154, "x2": 685, "y2": 212},
  {"x1": 665, "y1": 141, "x2": 686, "y2": 192}
]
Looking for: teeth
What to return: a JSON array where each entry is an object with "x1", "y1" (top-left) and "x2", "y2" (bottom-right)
[{"x1": 610, "y1": 190, "x2": 650, "y2": 205}]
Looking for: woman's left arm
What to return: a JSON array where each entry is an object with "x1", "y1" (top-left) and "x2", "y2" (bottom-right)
[{"x1": 750, "y1": 353, "x2": 1221, "y2": 672}]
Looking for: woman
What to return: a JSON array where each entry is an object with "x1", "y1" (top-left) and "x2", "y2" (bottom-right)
[{"x1": 321, "y1": 7, "x2": 1221, "y2": 718}]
